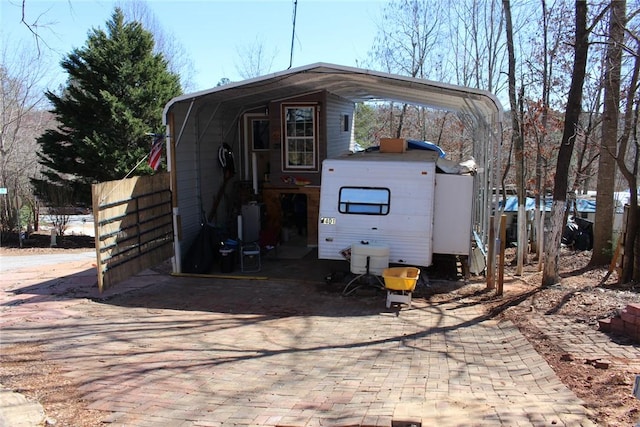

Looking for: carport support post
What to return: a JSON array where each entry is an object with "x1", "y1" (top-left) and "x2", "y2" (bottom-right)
[
  {"x1": 497, "y1": 214, "x2": 507, "y2": 296},
  {"x1": 487, "y1": 215, "x2": 495, "y2": 290}
]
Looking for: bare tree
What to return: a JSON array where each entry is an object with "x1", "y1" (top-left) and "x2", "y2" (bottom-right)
[
  {"x1": 591, "y1": 0, "x2": 626, "y2": 266},
  {"x1": 612, "y1": 18, "x2": 639, "y2": 282},
  {"x1": 40, "y1": 183, "x2": 73, "y2": 237},
  {"x1": 543, "y1": 0, "x2": 590, "y2": 286},
  {"x1": 369, "y1": 0, "x2": 444, "y2": 137},
  {"x1": 503, "y1": 0, "x2": 527, "y2": 275},
  {"x1": 9, "y1": 1, "x2": 196, "y2": 91},
  {"x1": 448, "y1": 0, "x2": 507, "y2": 94},
  {"x1": 235, "y1": 37, "x2": 278, "y2": 79},
  {"x1": 0, "y1": 40, "x2": 51, "y2": 237},
  {"x1": 572, "y1": 41, "x2": 605, "y2": 198},
  {"x1": 534, "y1": 1, "x2": 572, "y2": 264},
  {"x1": 371, "y1": 0, "x2": 443, "y2": 78},
  {"x1": 537, "y1": 0, "x2": 552, "y2": 247},
  {"x1": 14, "y1": 0, "x2": 57, "y2": 55}
]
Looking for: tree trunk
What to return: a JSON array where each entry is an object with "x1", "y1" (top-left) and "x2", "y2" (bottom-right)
[
  {"x1": 634, "y1": 207, "x2": 639, "y2": 282},
  {"x1": 503, "y1": 0, "x2": 525, "y2": 275},
  {"x1": 615, "y1": 34, "x2": 639, "y2": 283},
  {"x1": 543, "y1": 0, "x2": 588, "y2": 286},
  {"x1": 591, "y1": 0, "x2": 625, "y2": 266},
  {"x1": 396, "y1": 104, "x2": 409, "y2": 138},
  {"x1": 545, "y1": 200, "x2": 566, "y2": 284},
  {"x1": 535, "y1": 0, "x2": 549, "y2": 270},
  {"x1": 627, "y1": 198, "x2": 639, "y2": 282}
]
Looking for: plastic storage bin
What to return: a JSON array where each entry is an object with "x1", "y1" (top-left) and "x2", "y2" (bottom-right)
[
  {"x1": 383, "y1": 267, "x2": 420, "y2": 291},
  {"x1": 350, "y1": 242, "x2": 390, "y2": 275}
]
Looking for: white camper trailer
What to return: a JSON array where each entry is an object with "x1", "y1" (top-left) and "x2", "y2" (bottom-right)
[{"x1": 318, "y1": 149, "x2": 474, "y2": 267}]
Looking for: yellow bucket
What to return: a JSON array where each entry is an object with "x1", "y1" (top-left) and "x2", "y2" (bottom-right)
[{"x1": 382, "y1": 267, "x2": 420, "y2": 291}]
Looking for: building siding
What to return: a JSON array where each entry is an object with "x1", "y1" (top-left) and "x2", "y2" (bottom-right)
[
  {"x1": 174, "y1": 105, "x2": 238, "y2": 254},
  {"x1": 325, "y1": 92, "x2": 355, "y2": 159}
]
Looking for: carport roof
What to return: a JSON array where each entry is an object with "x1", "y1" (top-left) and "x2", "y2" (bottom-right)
[{"x1": 163, "y1": 63, "x2": 503, "y2": 126}]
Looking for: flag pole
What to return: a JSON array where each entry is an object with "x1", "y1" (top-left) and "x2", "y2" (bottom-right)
[{"x1": 99, "y1": 133, "x2": 165, "y2": 204}]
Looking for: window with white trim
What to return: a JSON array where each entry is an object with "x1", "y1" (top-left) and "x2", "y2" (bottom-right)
[{"x1": 284, "y1": 106, "x2": 316, "y2": 170}]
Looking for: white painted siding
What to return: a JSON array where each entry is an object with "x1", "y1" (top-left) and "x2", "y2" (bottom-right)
[
  {"x1": 433, "y1": 174, "x2": 474, "y2": 255},
  {"x1": 325, "y1": 93, "x2": 355, "y2": 159},
  {"x1": 174, "y1": 111, "x2": 201, "y2": 252},
  {"x1": 174, "y1": 105, "x2": 239, "y2": 254}
]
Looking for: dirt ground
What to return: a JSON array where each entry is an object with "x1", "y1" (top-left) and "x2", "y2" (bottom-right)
[
  {"x1": 429, "y1": 249, "x2": 640, "y2": 427},
  {"x1": 1, "y1": 233, "x2": 639, "y2": 426},
  {"x1": 512, "y1": 253, "x2": 640, "y2": 426}
]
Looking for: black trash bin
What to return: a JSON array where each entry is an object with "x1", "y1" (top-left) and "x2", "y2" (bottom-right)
[{"x1": 220, "y1": 248, "x2": 235, "y2": 273}]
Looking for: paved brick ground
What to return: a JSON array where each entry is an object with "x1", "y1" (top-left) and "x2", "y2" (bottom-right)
[
  {"x1": 528, "y1": 315, "x2": 640, "y2": 371},
  {"x1": 0, "y1": 256, "x2": 610, "y2": 426}
]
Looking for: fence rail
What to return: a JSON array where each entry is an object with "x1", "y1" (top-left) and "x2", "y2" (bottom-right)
[{"x1": 92, "y1": 173, "x2": 173, "y2": 292}]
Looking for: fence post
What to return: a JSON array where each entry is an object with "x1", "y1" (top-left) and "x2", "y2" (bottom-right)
[
  {"x1": 497, "y1": 214, "x2": 507, "y2": 296},
  {"x1": 487, "y1": 216, "x2": 495, "y2": 290}
]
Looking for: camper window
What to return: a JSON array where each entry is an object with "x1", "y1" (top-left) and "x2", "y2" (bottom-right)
[{"x1": 339, "y1": 187, "x2": 390, "y2": 215}]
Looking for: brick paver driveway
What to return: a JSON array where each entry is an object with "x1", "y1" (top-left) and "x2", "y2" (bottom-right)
[{"x1": 0, "y1": 257, "x2": 595, "y2": 426}]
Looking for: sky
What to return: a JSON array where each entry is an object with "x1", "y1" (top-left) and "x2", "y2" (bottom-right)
[{"x1": 1, "y1": 0, "x2": 386, "y2": 93}]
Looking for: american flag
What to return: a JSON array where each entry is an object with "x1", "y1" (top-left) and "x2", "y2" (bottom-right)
[{"x1": 148, "y1": 135, "x2": 164, "y2": 171}]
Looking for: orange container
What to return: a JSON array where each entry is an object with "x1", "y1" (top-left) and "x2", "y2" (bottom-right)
[
  {"x1": 379, "y1": 138, "x2": 407, "y2": 153},
  {"x1": 382, "y1": 267, "x2": 420, "y2": 291}
]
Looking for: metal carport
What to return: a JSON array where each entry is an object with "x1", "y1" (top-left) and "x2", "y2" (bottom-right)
[{"x1": 162, "y1": 63, "x2": 503, "y2": 273}]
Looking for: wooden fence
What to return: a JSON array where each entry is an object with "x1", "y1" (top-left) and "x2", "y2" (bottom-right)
[{"x1": 91, "y1": 173, "x2": 173, "y2": 292}]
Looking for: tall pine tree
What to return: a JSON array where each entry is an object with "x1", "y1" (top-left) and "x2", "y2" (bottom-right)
[{"x1": 33, "y1": 8, "x2": 181, "y2": 204}]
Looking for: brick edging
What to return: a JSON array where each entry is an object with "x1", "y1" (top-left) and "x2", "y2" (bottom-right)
[{"x1": 598, "y1": 303, "x2": 640, "y2": 343}]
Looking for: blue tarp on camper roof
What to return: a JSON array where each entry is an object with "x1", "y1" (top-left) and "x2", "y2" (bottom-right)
[
  {"x1": 499, "y1": 197, "x2": 550, "y2": 212},
  {"x1": 576, "y1": 198, "x2": 597, "y2": 212},
  {"x1": 500, "y1": 197, "x2": 596, "y2": 213},
  {"x1": 406, "y1": 140, "x2": 446, "y2": 158}
]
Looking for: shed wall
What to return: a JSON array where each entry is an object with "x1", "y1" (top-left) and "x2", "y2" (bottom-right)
[
  {"x1": 174, "y1": 103, "x2": 241, "y2": 254},
  {"x1": 173, "y1": 105, "x2": 201, "y2": 252},
  {"x1": 325, "y1": 92, "x2": 355, "y2": 159},
  {"x1": 267, "y1": 91, "x2": 325, "y2": 186}
]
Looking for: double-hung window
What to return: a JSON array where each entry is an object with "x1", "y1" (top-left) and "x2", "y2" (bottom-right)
[{"x1": 283, "y1": 106, "x2": 316, "y2": 170}]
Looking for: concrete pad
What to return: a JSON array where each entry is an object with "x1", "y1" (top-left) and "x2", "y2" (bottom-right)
[{"x1": 0, "y1": 386, "x2": 46, "y2": 427}]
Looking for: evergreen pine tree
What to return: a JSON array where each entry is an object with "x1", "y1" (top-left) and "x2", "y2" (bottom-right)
[{"x1": 33, "y1": 8, "x2": 181, "y2": 204}]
